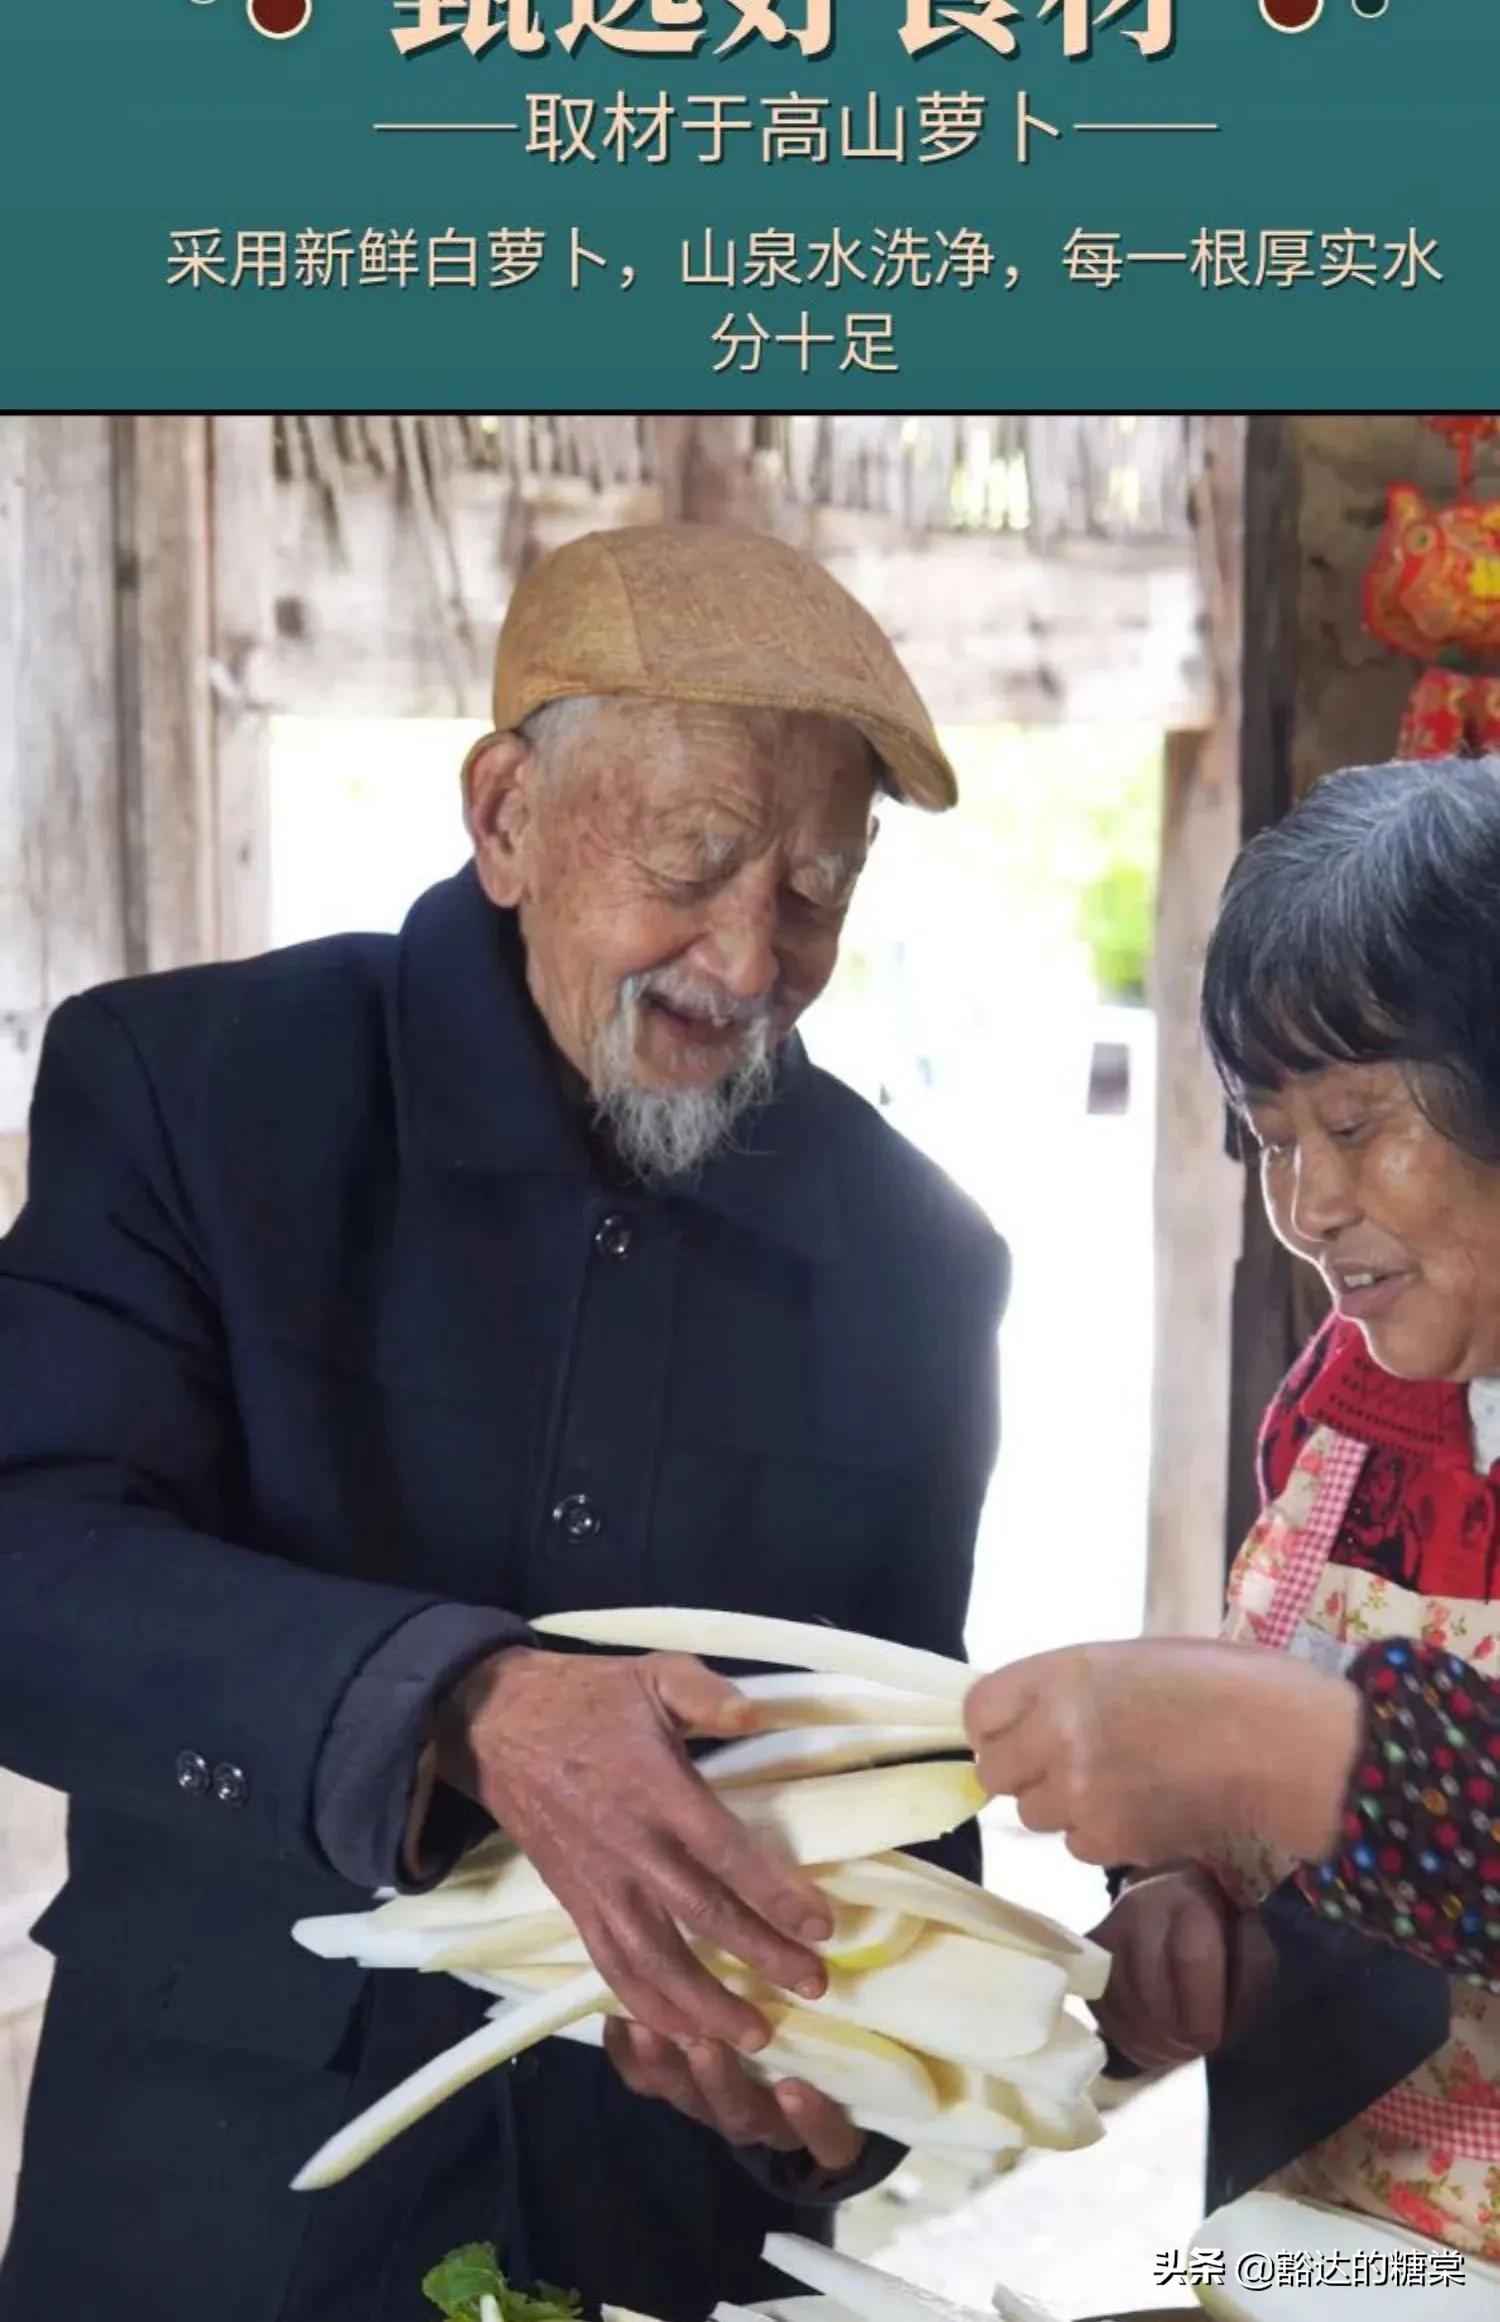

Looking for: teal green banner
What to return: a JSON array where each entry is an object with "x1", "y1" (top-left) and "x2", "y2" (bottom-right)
[{"x1": 0, "y1": 2, "x2": 1486, "y2": 408}]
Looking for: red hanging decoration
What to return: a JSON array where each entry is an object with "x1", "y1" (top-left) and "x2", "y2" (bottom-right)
[
  {"x1": 1423, "y1": 416, "x2": 1500, "y2": 496},
  {"x1": 1363, "y1": 420, "x2": 1500, "y2": 758}
]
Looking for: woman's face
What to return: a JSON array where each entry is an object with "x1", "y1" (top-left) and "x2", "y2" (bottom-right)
[{"x1": 1241, "y1": 1061, "x2": 1500, "y2": 1382}]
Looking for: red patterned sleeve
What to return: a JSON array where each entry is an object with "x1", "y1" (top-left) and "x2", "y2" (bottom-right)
[{"x1": 1298, "y1": 1638, "x2": 1500, "y2": 1987}]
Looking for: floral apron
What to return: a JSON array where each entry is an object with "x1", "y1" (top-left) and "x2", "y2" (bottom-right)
[{"x1": 1217, "y1": 1422, "x2": 1500, "y2": 2257}]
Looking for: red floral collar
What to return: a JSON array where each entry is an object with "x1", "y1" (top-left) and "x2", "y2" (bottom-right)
[{"x1": 1302, "y1": 1318, "x2": 1470, "y2": 1457}]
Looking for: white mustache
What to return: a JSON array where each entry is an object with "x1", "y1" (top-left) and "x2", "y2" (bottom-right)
[{"x1": 627, "y1": 968, "x2": 774, "y2": 1032}]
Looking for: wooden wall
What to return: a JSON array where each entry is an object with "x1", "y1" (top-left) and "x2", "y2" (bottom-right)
[
  {"x1": 1144, "y1": 420, "x2": 1247, "y2": 1636},
  {"x1": 0, "y1": 416, "x2": 233, "y2": 2240}
]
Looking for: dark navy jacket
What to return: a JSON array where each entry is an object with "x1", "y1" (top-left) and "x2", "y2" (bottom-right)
[{"x1": 0, "y1": 867, "x2": 1007, "y2": 2322}]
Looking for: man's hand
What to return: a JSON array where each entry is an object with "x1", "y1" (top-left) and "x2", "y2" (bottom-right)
[
  {"x1": 603, "y1": 2020, "x2": 865, "y2": 2173},
  {"x1": 435, "y1": 1646, "x2": 833, "y2": 2052},
  {"x1": 963, "y1": 1637, "x2": 1364, "y2": 1867},
  {"x1": 1089, "y1": 1868, "x2": 1233, "y2": 2070}
]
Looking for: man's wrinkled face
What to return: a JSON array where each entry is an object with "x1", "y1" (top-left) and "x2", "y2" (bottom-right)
[{"x1": 465, "y1": 697, "x2": 879, "y2": 1177}]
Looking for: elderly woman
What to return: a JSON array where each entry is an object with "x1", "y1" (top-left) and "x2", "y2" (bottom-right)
[{"x1": 967, "y1": 755, "x2": 1500, "y2": 2258}]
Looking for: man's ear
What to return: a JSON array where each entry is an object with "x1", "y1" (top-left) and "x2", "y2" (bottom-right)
[{"x1": 463, "y1": 731, "x2": 534, "y2": 909}]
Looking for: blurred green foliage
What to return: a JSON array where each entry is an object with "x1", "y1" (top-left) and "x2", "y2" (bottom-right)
[{"x1": 940, "y1": 725, "x2": 1163, "y2": 1003}]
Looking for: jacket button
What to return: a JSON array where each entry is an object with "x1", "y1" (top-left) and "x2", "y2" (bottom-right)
[
  {"x1": 211, "y1": 1762, "x2": 250, "y2": 1807},
  {"x1": 552, "y1": 1493, "x2": 603, "y2": 1543},
  {"x1": 175, "y1": 1750, "x2": 210, "y2": 1796},
  {"x1": 594, "y1": 1214, "x2": 634, "y2": 1260}
]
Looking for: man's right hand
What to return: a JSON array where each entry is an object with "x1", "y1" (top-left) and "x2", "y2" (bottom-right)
[
  {"x1": 434, "y1": 1645, "x2": 834, "y2": 2053},
  {"x1": 1088, "y1": 1866, "x2": 1234, "y2": 2070}
]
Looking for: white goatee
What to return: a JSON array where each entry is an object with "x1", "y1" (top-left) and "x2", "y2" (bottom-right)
[{"x1": 587, "y1": 968, "x2": 778, "y2": 1183}]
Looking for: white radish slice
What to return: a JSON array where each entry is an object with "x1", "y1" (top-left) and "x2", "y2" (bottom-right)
[
  {"x1": 700, "y1": 1725, "x2": 962, "y2": 1788},
  {"x1": 429, "y1": 1902, "x2": 916, "y2": 1981},
  {"x1": 737, "y1": 1673, "x2": 966, "y2": 1736},
  {"x1": 291, "y1": 1968, "x2": 608, "y2": 2189},
  {"x1": 762, "y1": 2231, "x2": 1006, "y2": 2322},
  {"x1": 990, "y1": 2291, "x2": 1068, "y2": 2322},
  {"x1": 469, "y1": 1975, "x2": 939, "y2": 2122},
  {"x1": 754, "y1": 2300, "x2": 864, "y2": 2322},
  {"x1": 422, "y1": 1912, "x2": 584, "y2": 1974},
  {"x1": 856, "y1": 2104, "x2": 1026, "y2": 2159},
  {"x1": 967, "y1": 2023, "x2": 1107, "y2": 2150},
  {"x1": 473, "y1": 1981, "x2": 610, "y2": 2041},
  {"x1": 748, "y1": 2006, "x2": 940, "y2": 2120},
  {"x1": 532, "y1": 1608, "x2": 971, "y2": 1706},
  {"x1": 376, "y1": 1761, "x2": 981, "y2": 1936},
  {"x1": 1196, "y1": 2189, "x2": 1500, "y2": 2319},
  {"x1": 817, "y1": 1855, "x2": 1110, "y2": 2002},
  {"x1": 809, "y1": 1930, "x2": 1069, "y2": 2073},
  {"x1": 983, "y1": 2012, "x2": 1106, "y2": 2103},
  {"x1": 291, "y1": 1914, "x2": 489, "y2": 1971},
  {"x1": 817, "y1": 1906, "x2": 923, "y2": 1974},
  {"x1": 373, "y1": 1850, "x2": 557, "y2": 1930},
  {"x1": 728, "y1": 1762, "x2": 985, "y2": 1866}
]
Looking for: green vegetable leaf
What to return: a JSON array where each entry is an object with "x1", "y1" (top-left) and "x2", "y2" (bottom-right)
[
  {"x1": 422, "y1": 2244, "x2": 582, "y2": 2322},
  {"x1": 422, "y1": 2243, "x2": 507, "y2": 2317}
]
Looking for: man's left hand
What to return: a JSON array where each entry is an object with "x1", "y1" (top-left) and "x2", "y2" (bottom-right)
[
  {"x1": 964, "y1": 1637, "x2": 1364, "y2": 1868},
  {"x1": 603, "y1": 2020, "x2": 865, "y2": 2172}
]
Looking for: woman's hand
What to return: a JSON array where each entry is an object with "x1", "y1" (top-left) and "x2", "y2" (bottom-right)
[
  {"x1": 964, "y1": 1637, "x2": 1365, "y2": 1867},
  {"x1": 1089, "y1": 1868, "x2": 1234, "y2": 2069}
]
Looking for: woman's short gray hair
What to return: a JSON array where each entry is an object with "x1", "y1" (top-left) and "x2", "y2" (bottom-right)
[{"x1": 1202, "y1": 755, "x2": 1500, "y2": 1161}]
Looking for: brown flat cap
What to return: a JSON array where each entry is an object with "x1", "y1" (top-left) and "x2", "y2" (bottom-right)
[{"x1": 472, "y1": 522, "x2": 957, "y2": 811}]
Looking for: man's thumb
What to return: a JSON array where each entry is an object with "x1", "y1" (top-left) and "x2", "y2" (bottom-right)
[{"x1": 650, "y1": 1653, "x2": 761, "y2": 1740}]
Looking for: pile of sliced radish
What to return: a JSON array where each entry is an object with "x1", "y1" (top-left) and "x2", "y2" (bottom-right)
[
  {"x1": 1194, "y1": 2190, "x2": 1500, "y2": 2319},
  {"x1": 721, "y1": 2230, "x2": 1066, "y2": 2322},
  {"x1": 289, "y1": 1608, "x2": 1108, "y2": 2194}
]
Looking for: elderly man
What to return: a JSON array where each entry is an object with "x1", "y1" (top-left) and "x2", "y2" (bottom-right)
[{"x1": 0, "y1": 526, "x2": 1007, "y2": 2322}]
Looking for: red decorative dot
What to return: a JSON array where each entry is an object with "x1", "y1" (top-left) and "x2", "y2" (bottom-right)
[
  {"x1": 1435, "y1": 1747, "x2": 1457, "y2": 1770},
  {"x1": 1415, "y1": 1900, "x2": 1437, "y2": 1924},
  {"x1": 1259, "y1": 0, "x2": 1323, "y2": 27},
  {"x1": 1453, "y1": 1690, "x2": 1475, "y2": 1719},
  {"x1": 1482, "y1": 1855, "x2": 1500, "y2": 1882},
  {"x1": 1360, "y1": 1765, "x2": 1385, "y2": 1791},
  {"x1": 248, "y1": 0, "x2": 311, "y2": 36},
  {"x1": 1378, "y1": 1846, "x2": 1405, "y2": 1875},
  {"x1": 1434, "y1": 1821, "x2": 1462, "y2": 1850},
  {"x1": 1469, "y1": 1777, "x2": 1494, "y2": 1805},
  {"x1": 1373, "y1": 1667, "x2": 1399, "y2": 1694}
]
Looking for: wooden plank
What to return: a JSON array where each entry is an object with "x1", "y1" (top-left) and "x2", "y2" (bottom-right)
[
  {"x1": 210, "y1": 419, "x2": 277, "y2": 962},
  {"x1": 0, "y1": 1132, "x2": 26, "y2": 1231},
  {"x1": 1143, "y1": 417, "x2": 1248, "y2": 1638},
  {"x1": 116, "y1": 420, "x2": 218, "y2": 974},
  {"x1": 1224, "y1": 417, "x2": 1301, "y2": 1566},
  {"x1": 0, "y1": 421, "x2": 126, "y2": 1135},
  {"x1": 260, "y1": 469, "x2": 1210, "y2": 734},
  {"x1": 0, "y1": 426, "x2": 38, "y2": 1044}
]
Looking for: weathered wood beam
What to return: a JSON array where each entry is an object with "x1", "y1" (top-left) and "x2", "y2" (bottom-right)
[
  {"x1": 115, "y1": 418, "x2": 218, "y2": 975},
  {"x1": 0, "y1": 419, "x2": 126, "y2": 1137},
  {"x1": 1223, "y1": 417, "x2": 1301, "y2": 1567},
  {"x1": 261, "y1": 468, "x2": 1211, "y2": 735},
  {"x1": 1144, "y1": 419, "x2": 1247, "y2": 1637},
  {"x1": 210, "y1": 418, "x2": 278, "y2": 962}
]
